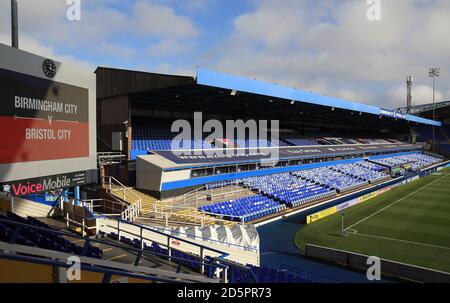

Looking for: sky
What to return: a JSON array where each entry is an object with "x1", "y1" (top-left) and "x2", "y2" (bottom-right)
[{"x1": 0, "y1": 0, "x2": 449, "y2": 109}]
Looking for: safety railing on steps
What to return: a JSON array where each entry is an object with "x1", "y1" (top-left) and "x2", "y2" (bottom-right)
[
  {"x1": 101, "y1": 176, "x2": 142, "y2": 221},
  {"x1": 144, "y1": 204, "x2": 242, "y2": 228}
]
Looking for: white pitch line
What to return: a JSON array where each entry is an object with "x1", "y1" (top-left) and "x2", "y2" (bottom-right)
[
  {"x1": 345, "y1": 173, "x2": 449, "y2": 231},
  {"x1": 352, "y1": 232, "x2": 450, "y2": 252}
]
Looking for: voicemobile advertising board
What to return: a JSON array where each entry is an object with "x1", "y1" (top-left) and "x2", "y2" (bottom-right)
[{"x1": 0, "y1": 43, "x2": 97, "y2": 195}]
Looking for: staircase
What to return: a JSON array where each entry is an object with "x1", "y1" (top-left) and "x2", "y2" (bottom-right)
[
  {"x1": 111, "y1": 187, "x2": 159, "y2": 213},
  {"x1": 102, "y1": 176, "x2": 142, "y2": 221},
  {"x1": 103, "y1": 177, "x2": 234, "y2": 228},
  {"x1": 168, "y1": 208, "x2": 235, "y2": 227}
]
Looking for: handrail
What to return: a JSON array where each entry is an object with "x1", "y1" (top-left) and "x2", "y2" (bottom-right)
[
  {"x1": 0, "y1": 241, "x2": 216, "y2": 283},
  {"x1": 102, "y1": 176, "x2": 142, "y2": 221},
  {"x1": 147, "y1": 205, "x2": 243, "y2": 227},
  {"x1": 81, "y1": 198, "x2": 128, "y2": 215},
  {"x1": 0, "y1": 217, "x2": 228, "y2": 282},
  {"x1": 99, "y1": 217, "x2": 232, "y2": 278},
  {"x1": 146, "y1": 225, "x2": 259, "y2": 252},
  {"x1": 102, "y1": 218, "x2": 232, "y2": 258}
]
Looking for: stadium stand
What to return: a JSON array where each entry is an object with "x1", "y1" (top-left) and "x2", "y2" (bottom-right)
[
  {"x1": 278, "y1": 130, "x2": 318, "y2": 146},
  {"x1": 0, "y1": 212, "x2": 102, "y2": 258},
  {"x1": 131, "y1": 119, "x2": 405, "y2": 153},
  {"x1": 331, "y1": 162, "x2": 390, "y2": 183},
  {"x1": 229, "y1": 264, "x2": 310, "y2": 283},
  {"x1": 132, "y1": 123, "x2": 215, "y2": 150},
  {"x1": 132, "y1": 120, "x2": 279, "y2": 151},
  {"x1": 199, "y1": 194, "x2": 286, "y2": 223},
  {"x1": 414, "y1": 125, "x2": 448, "y2": 142},
  {"x1": 107, "y1": 231, "x2": 309, "y2": 283},
  {"x1": 239, "y1": 173, "x2": 335, "y2": 208},
  {"x1": 196, "y1": 157, "x2": 421, "y2": 222},
  {"x1": 372, "y1": 153, "x2": 442, "y2": 170},
  {"x1": 293, "y1": 167, "x2": 368, "y2": 193}
]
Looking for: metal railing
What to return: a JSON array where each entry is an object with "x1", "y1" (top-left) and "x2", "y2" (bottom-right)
[
  {"x1": 99, "y1": 218, "x2": 231, "y2": 279},
  {"x1": 147, "y1": 225, "x2": 259, "y2": 252},
  {"x1": 101, "y1": 177, "x2": 248, "y2": 227},
  {"x1": 102, "y1": 176, "x2": 142, "y2": 221},
  {"x1": 0, "y1": 218, "x2": 223, "y2": 283},
  {"x1": 81, "y1": 198, "x2": 128, "y2": 216},
  {"x1": 121, "y1": 201, "x2": 142, "y2": 222},
  {"x1": 145, "y1": 204, "x2": 243, "y2": 228},
  {"x1": 146, "y1": 181, "x2": 250, "y2": 227},
  {"x1": 61, "y1": 199, "x2": 99, "y2": 237}
]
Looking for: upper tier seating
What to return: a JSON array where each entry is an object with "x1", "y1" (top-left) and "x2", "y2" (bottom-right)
[
  {"x1": 132, "y1": 122, "x2": 278, "y2": 151},
  {"x1": 132, "y1": 120, "x2": 405, "y2": 151},
  {"x1": 0, "y1": 212, "x2": 102, "y2": 258},
  {"x1": 132, "y1": 126, "x2": 215, "y2": 150},
  {"x1": 415, "y1": 125, "x2": 448, "y2": 142}
]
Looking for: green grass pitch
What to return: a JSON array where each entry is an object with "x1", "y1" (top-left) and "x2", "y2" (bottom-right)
[{"x1": 294, "y1": 167, "x2": 450, "y2": 273}]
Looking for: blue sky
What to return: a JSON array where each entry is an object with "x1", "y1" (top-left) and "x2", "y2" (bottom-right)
[
  {"x1": 0, "y1": 0, "x2": 449, "y2": 109},
  {"x1": 58, "y1": 0, "x2": 253, "y2": 74}
]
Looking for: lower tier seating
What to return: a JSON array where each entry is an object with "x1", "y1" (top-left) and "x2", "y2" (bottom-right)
[
  {"x1": 0, "y1": 212, "x2": 102, "y2": 258},
  {"x1": 108, "y1": 232, "x2": 310, "y2": 283},
  {"x1": 199, "y1": 195, "x2": 286, "y2": 222},
  {"x1": 373, "y1": 153, "x2": 441, "y2": 170},
  {"x1": 292, "y1": 167, "x2": 368, "y2": 193},
  {"x1": 239, "y1": 173, "x2": 335, "y2": 207}
]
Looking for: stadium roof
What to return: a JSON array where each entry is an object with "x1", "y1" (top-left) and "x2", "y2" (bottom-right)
[
  {"x1": 397, "y1": 100, "x2": 450, "y2": 116},
  {"x1": 196, "y1": 68, "x2": 441, "y2": 127},
  {"x1": 96, "y1": 66, "x2": 442, "y2": 128}
]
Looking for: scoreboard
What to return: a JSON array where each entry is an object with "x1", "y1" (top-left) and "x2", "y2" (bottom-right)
[
  {"x1": 0, "y1": 43, "x2": 97, "y2": 194},
  {"x1": 0, "y1": 68, "x2": 89, "y2": 163}
]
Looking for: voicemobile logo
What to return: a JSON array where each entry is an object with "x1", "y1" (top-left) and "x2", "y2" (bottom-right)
[{"x1": 10, "y1": 176, "x2": 71, "y2": 196}]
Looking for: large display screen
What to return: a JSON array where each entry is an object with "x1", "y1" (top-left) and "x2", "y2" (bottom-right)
[{"x1": 0, "y1": 68, "x2": 89, "y2": 164}]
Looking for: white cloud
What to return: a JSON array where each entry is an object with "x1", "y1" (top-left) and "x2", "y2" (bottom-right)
[
  {"x1": 133, "y1": 1, "x2": 198, "y2": 38},
  {"x1": 389, "y1": 84, "x2": 444, "y2": 107},
  {"x1": 0, "y1": 33, "x2": 95, "y2": 82},
  {"x1": 208, "y1": 0, "x2": 450, "y2": 109},
  {"x1": 0, "y1": 0, "x2": 199, "y2": 61},
  {"x1": 149, "y1": 38, "x2": 194, "y2": 57}
]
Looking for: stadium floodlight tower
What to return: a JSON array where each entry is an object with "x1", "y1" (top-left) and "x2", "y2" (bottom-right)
[
  {"x1": 429, "y1": 67, "x2": 440, "y2": 153},
  {"x1": 406, "y1": 76, "x2": 413, "y2": 114}
]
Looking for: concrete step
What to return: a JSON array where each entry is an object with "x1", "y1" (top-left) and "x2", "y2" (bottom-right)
[{"x1": 12, "y1": 197, "x2": 53, "y2": 218}]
